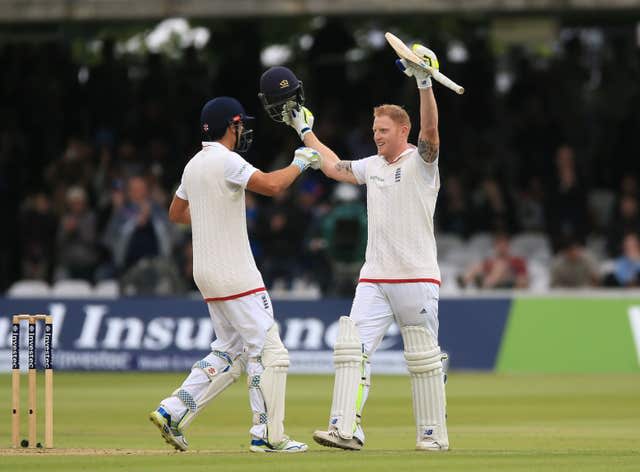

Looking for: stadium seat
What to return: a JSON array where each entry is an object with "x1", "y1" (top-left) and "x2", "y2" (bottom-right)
[
  {"x1": 438, "y1": 262, "x2": 461, "y2": 295},
  {"x1": 511, "y1": 233, "x2": 552, "y2": 261},
  {"x1": 527, "y1": 260, "x2": 551, "y2": 292},
  {"x1": 93, "y1": 279, "x2": 120, "y2": 298},
  {"x1": 6, "y1": 279, "x2": 51, "y2": 298},
  {"x1": 436, "y1": 233, "x2": 464, "y2": 261},
  {"x1": 51, "y1": 279, "x2": 93, "y2": 298},
  {"x1": 467, "y1": 232, "x2": 494, "y2": 256}
]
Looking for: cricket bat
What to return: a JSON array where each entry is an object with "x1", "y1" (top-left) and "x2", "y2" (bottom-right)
[{"x1": 385, "y1": 32, "x2": 465, "y2": 95}]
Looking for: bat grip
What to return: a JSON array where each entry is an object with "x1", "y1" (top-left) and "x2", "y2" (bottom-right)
[{"x1": 431, "y1": 70, "x2": 465, "y2": 95}]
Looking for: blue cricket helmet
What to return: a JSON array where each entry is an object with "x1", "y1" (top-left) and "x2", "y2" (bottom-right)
[
  {"x1": 200, "y1": 96, "x2": 254, "y2": 153},
  {"x1": 258, "y1": 66, "x2": 305, "y2": 122}
]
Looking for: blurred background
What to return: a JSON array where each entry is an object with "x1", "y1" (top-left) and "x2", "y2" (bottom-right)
[{"x1": 1, "y1": 0, "x2": 640, "y2": 299}]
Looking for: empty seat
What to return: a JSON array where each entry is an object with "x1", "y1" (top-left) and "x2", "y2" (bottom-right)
[
  {"x1": 527, "y1": 260, "x2": 550, "y2": 292},
  {"x1": 467, "y1": 232, "x2": 494, "y2": 256},
  {"x1": 511, "y1": 232, "x2": 551, "y2": 260},
  {"x1": 93, "y1": 279, "x2": 120, "y2": 298},
  {"x1": 436, "y1": 233, "x2": 464, "y2": 261},
  {"x1": 6, "y1": 280, "x2": 51, "y2": 298},
  {"x1": 51, "y1": 279, "x2": 93, "y2": 298}
]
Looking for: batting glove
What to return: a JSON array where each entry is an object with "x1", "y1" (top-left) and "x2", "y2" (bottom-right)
[
  {"x1": 395, "y1": 44, "x2": 440, "y2": 89},
  {"x1": 292, "y1": 146, "x2": 322, "y2": 172},
  {"x1": 284, "y1": 106, "x2": 315, "y2": 140}
]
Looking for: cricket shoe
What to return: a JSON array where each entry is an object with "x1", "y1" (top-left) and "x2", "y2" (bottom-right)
[
  {"x1": 149, "y1": 406, "x2": 188, "y2": 452},
  {"x1": 249, "y1": 435, "x2": 308, "y2": 453},
  {"x1": 416, "y1": 438, "x2": 449, "y2": 451},
  {"x1": 312, "y1": 429, "x2": 363, "y2": 451}
]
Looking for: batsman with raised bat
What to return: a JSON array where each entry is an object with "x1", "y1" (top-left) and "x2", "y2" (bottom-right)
[{"x1": 260, "y1": 43, "x2": 450, "y2": 451}]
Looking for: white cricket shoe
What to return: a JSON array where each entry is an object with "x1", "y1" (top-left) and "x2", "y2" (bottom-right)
[
  {"x1": 416, "y1": 438, "x2": 449, "y2": 451},
  {"x1": 249, "y1": 435, "x2": 308, "y2": 453},
  {"x1": 149, "y1": 406, "x2": 188, "y2": 452},
  {"x1": 312, "y1": 429, "x2": 363, "y2": 451}
]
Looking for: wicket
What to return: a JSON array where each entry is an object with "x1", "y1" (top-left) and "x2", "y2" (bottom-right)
[{"x1": 11, "y1": 314, "x2": 53, "y2": 449}]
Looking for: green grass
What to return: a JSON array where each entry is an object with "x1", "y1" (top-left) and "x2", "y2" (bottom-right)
[{"x1": 1, "y1": 372, "x2": 639, "y2": 471}]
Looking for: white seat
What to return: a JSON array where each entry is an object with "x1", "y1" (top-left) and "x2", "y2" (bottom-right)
[
  {"x1": 467, "y1": 232, "x2": 494, "y2": 256},
  {"x1": 93, "y1": 279, "x2": 120, "y2": 298},
  {"x1": 527, "y1": 260, "x2": 550, "y2": 292},
  {"x1": 599, "y1": 259, "x2": 616, "y2": 278},
  {"x1": 586, "y1": 235, "x2": 607, "y2": 261},
  {"x1": 511, "y1": 232, "x2": 551, "y2": 260},
  {"x1": 436, "y1": 233, "x2": 464, "y2": 261},
  {"x1": 438, "y1": 262, "x2": 460, "y2": 295},
  {"x1": 6, "y1": 280, "x2": 51, "y2": 298},
  {"x1": 51, "y1": 279, "x2": 93, "y2": 298}
]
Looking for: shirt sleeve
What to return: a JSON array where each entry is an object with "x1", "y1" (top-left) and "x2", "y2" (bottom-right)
[
  {"x1": 175, "y1": 171, "x2": 188, "y2": 200},
  {"x1": 224, "y1": 152, "x2": 258, "y2": 188},
  {"x1": 350, "y1": 157, "x2": 374, "y2": 185}
]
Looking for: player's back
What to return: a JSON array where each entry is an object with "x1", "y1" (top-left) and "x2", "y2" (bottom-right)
[{"x1": 182, "y1": 143, "x2": 263, "y2": 299}]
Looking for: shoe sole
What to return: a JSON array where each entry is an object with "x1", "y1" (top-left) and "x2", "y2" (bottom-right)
[
  {"x1": 149, "y1": 412, "x2": 187, "y2": 452},
  {"x1": 312, "y1": 433, "x2": 362, "y2": 451},
  {"x1": 249, "y1": 445, "x2": 308, "y2": 453}
]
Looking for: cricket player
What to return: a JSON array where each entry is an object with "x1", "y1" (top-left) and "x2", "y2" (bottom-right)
[
  {"x1": 259, "y1": 45, "x2": 449, "y2": 451},
  {"x1": 149, "y1": 96, "x2": 321, "y2": 453}
]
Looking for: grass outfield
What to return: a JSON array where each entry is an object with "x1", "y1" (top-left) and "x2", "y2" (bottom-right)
[{"x1": 1, "y1": 372, "x2": 639, "y2": 471}]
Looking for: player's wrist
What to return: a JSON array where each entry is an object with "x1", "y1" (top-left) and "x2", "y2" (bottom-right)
[
  {"x1": 416, "y1": 75, "x2": 432, "y2": 89},
  {"x1": 292, "y1": 158, "x2": 308, "y2": 172}
]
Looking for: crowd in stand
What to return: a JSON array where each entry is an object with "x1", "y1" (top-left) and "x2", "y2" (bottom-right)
[{"x1": 1, "y1": 18, "x2": 640, "y2": 296}]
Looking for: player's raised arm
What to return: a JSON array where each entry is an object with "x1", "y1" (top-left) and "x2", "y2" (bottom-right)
[
  {"x1": 396, "y1": 44, "x2": 441, "y2": 164},
  {"x1": 258, "y1": 66, "x2": 358, "y2": 185}
]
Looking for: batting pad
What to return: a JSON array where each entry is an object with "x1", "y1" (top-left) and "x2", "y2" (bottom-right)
[
  {"x1": 175, "y1": 351, "x2": 247, "y2": 430},
  {"x1": 330, "y1": 316, "x2": 363, "y2": 439},
  {"x1": 259, "y1": 324, "x2": 290, "y2": 445},
  {"x1": 401, "y1": 325, "x2": 449, "y2": 445}
]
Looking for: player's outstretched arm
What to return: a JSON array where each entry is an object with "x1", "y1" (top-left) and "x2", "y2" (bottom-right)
[
  {"x1": 247, "y1": 147, "x2": 321, "y2": 196},
  {"x1": 169, "y1": 195, "x2": 191, "y2": 224},
  {"x1": 287, "y1": 107, "x2": 358, "y2": 184}
]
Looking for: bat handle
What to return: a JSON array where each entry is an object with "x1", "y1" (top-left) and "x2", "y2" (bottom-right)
[{"x1": 432, "y1": 70, "x2": 465, "y2": 95}]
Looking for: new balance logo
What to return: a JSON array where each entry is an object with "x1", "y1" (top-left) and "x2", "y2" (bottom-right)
[{"x1": 395, "y1": 168, "x2": 402, "y2": 182}]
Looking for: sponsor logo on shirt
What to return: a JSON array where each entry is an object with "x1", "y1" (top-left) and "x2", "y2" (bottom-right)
[{"x1": 395, "y1": 167, "x2": 402, "y2": 183}]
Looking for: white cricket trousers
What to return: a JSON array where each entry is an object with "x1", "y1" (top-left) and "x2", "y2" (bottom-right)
[{"x1": 349, "y1": 282, "x2": 440, "y2": 356}]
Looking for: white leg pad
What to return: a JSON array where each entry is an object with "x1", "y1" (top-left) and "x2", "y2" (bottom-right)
[
  {"x1": 329, "y1": 316, "x2": 363, "y2": 439},
  {"x1": 172, "y1": 351, "x2": 246, "y2": 430},
  {"x1": 258, "y1": 324, "x2": 290, "y2": 445},
  {"x1": 401, "y1": 325, "x2": 449, "y2": 448}
]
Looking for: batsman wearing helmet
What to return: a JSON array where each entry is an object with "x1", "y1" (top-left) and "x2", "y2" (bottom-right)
[
  {"x1": 260, "y1": 44, "x2": 449, "y2": 452},
  {"x1": 149, "y1": 96, "x2": 321, "y2": 453}
]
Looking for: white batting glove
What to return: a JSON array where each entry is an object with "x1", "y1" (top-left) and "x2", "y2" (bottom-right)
[
  {"x1": 395, "y1": 44, "x2": 440, "y2": 89},
  {"x1": 284, "y1": 106, "x2": 314, "y2": 140},
  {"x1": 291, "y1": 146, "x2": 322, "y2": 172}
]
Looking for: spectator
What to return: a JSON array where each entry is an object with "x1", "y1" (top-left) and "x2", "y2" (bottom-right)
[
  {"x1": 606, "y1": 194, "x2": 640, "y2": 257},
  {"x1": 471, "y1": 176, "x2": 516, "y2": 233},
  {"x1": 459, "y1": 232, "x2": 529, "y2": 289},
  {"x1": 550, "y1": 237, "x2": 600, "y2": 288},
  {"x1": 320, "y1": 183, "x2": 367, "y2": 296},
  {"x1": 19, "y1": 192, "x2": 58, "y2": 281},
  {"x1": 103, "y1": 176, "x2": 174, "y2": 274},
  {"x1": 437, "y1": 175, "x2": 472, "y2": 237},
  {"x1": 609, "y1": 233, "x2": 640, "y2": 287},
  {"x1": 545, "y1": 144, "x2": 589, "y2": 251},
  {"x1": 55, "y1": 186, "x2": 98, "y2": 281}
]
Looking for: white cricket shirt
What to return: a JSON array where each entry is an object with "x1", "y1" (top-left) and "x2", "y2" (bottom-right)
[
  {"x1": 176, "y1": 142, "x2": 265, "y2": 300},
  {"x1": 351, "y1": 145, "x2": 441, "y2": 284}
]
